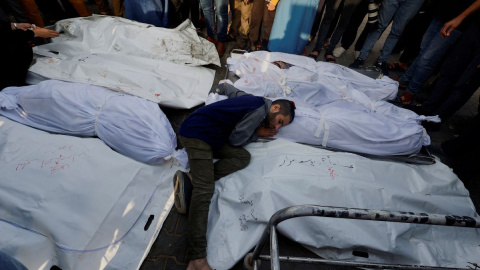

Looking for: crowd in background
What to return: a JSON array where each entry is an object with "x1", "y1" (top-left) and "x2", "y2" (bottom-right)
[{"x1": 1, "y1": 0, "x2": 480, "y2": 179}]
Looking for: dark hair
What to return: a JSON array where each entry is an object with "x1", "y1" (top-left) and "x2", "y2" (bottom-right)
[{"x1": 272, "y1": 99, "x2": 295, "y2": 123}]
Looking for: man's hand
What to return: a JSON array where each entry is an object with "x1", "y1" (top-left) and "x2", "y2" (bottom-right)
[
  {"x1": 267, "y1": 2, "x2": 276, "y2": 11},
  {"x1": 257, "y1": 126, "x2": 278, "y2": 137},
  {"x1": 441, "y1": 17, "x2": 463, "y2": 38},
  {"x1": 33, "y1": 28, "x2": 60, "y2": 38},
  {"x1": 11, "y1": 23, "x2": 33, "y2": 31}
]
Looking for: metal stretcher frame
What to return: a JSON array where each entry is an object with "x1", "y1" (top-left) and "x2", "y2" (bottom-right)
[
  {"x1": 244, "y1": 205, "x2": 480, "y2": 270},
  {"x1": 226, "y1": 50, "x2": 436, "y2": 165}
]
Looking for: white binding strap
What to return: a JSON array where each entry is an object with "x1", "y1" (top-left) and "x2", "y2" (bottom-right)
[{"x1": 314, "y1": 114, "x2": 329, "y2": 147}]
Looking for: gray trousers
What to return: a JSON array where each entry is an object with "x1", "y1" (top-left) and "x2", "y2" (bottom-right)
[{"x1": 179, "y1": 136, "x2": 251, "y2": 259}]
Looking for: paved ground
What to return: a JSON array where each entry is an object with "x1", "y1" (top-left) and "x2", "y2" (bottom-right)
[{"x1": 81, "y1": 3, "x2": 479, "y2": 269}]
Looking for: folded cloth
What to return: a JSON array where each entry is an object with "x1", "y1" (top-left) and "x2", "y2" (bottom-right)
[{"x1": 0, "y1": 80, "x2": 176, "y2": 164}]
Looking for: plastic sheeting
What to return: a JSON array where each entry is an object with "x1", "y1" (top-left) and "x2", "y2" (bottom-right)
[
  {"x1": 29, "y1": 16, "x2": 218, "y2": 109},
  {"x1": 35, "y1": 16, "x2": 219, "y2": 66},
  {"x1": 0, "y1": 116, "x2": 181, "y2": 270},
  {"x1": 207, "y1": 88, "x2": 436, "y2": 155},
  {"x1": 224, "y1": 51, "x2": 439, "y2": 155},
  {"x1": 0, "y1": 80, "x2": 177, "y2": 165},
  {"x1": 227, "y1": 51, "x2": 398, "y2": 102},
  {"x1": 206, "y1": 139, "x2": 480, "y2": 269}
]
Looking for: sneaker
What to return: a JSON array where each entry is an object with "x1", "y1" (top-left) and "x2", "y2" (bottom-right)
[
  {"x1": 173, "y1": 170, "x2": 193, "y2": 214},
  {"x1": 348, "y1": 57, "x2": 365, "y2": 69},
  {"x1": 332, "y1": 47, "x2": 346, "y2": 57},
  {"x1": 375, "y1": 61, "x2": 389, "y2": 76}
]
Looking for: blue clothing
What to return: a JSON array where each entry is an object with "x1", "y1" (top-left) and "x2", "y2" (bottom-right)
[
  {"x1": 421, "y1": 20, "x2": 480, "y2": 120},
  {"x1": 200, "y1": 0, "x2": 228, "y2": 42},
  {"x1": 358, "y1": 0, "x2": 424, "y2": 62},
  {"x1": 399, "y1": 18, "x2": 462, "y2": 94},
  {"x1": 179, "y1": 95, "x2": 266, "y2": 148},
  {"x1": 0, "y1": 251, "x2": 27, "y2": 270},
  {"x1": 124, "y1": 0, "x2": 169, "y2": 27},
  {"x1": 268, "y1": 0, "x2": 320, "y2": 54}
]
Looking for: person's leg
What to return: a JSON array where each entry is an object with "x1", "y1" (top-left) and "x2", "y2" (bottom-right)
[
  {"x1": 213, "y1": 143, "x2": 250, "y2": 179},
  {"x1": 16, "y1": 0, "x2": 44, "y2": 27},
  {"x1": 190, "y1": 0, "x2": 200, "y2": 26},
  {"x1": 309, "y1": 1, "x2": 325, "y2": 41},
  {"x1": 94, "y1": 0, "x2": 111, "y2": 14},
  {"x1": 326, "y1": 0, "x2": 362, "y2": 55},
  {"x1": 340, "y1": 0, "x2": 367, "y2": 49},
  {"x1": 200, "y1": 0, "x2": 216, "y2": 40},
  {"x1": 67, "y1": 0, "x2": 92, "y2": 16},
  {"x1": 248, "y1": 0, "x2": 264, "y2": 47},
  {"x1": 377, "y1": 0, "x2": 423, "y2": 63},
  {"x1": 214, "y1": 0, "x2": 228, "y2": 43},
  {"x1": 357, "y1": 0, "x2": 398, "y2": 60},
  {"x1": 233, "y1": 0, "x2": 253, "y2": 49},
  {"x1": 402, "y1": 18, "x2": 462, "y2": 96},
  {"x1": 260, "y1": 3, "x2": 276, "y2": 46},
  {"x1": 112, "y1": 0, "x2": 125, "y2": 17},
  {"x1": 428, "y1": 28, "x2": 480, "y2": 120},
  {"x1": 230, "y1": 0, "x2": 242, "y2": 38},
  {"x1": 435, "y1": 61, "x2": 480, "y2": 120},
  {"x1": 179, "y1": 136, "x2": 215, "y2": 261},
  {"x1": 3, "y1": 0, "x2": 29, "y2": 22},
  {"x1": 312, "y1": 0, "x2": 340, "y2": 53},
  {"x1": 399, "y1": 18, "x2": 443, "y2": 86},
  {"x1": 398, "y1": 8, "x2": 432, "y2": 65}
]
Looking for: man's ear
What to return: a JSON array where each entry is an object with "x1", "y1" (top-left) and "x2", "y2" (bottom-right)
[{"x1": 271, "y1": 104, "x2": 281, "y2": 113}]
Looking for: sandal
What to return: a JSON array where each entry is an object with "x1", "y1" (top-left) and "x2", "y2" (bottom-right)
[
  {"x1": 387, "y1": 62, "x2": 408, "y2": 72},
  {"x1": 308, "y1": 51, "x2": 319, "y2": 61},
  {"x1": 400, "y1": 92, "x2": 414, "y2": 105},
  {"x1": 324, "y1": 53, "x2": 336, "y2": 63}
]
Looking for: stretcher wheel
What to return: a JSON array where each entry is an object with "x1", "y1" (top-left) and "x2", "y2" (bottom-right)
[{"x1": 243, "y1": 252, "x2": 260, "y2": 270}]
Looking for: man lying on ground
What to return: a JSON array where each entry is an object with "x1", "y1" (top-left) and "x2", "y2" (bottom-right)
[{"x1": 173, "y1": 83, "x2": 295, "y2": 270}]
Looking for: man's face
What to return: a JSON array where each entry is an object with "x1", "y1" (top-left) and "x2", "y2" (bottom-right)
[{"x1": 265, "y1": 104, "x2": 291, "y2": 130}]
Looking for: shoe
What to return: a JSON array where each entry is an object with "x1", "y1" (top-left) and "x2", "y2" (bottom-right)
[
  {"x1": 400, "y1": 92, "x2": 414, "y2": 105},
  {"x1": 375, "y1": 61, "x2": 389, "y2": 76},
  {"x1": 307, "y1": 50, "x2": 319, "y2": 61},
  {"x1": 217, "y1": 42, "x2": 226, "y2": 57},
  {"x1": 349, "y1": 57, "x2": 365, "y2": 69},
  {"x1": 206, "y1": 36, "x2": 218, "y2": 45},
  {"x1": 324, "y1": 53, "x2": 336, "y2": 63},
  {"x1": 173, "y1": 170, "x2": 193, "y2": 214},
  {"x1": 332, "y1": 47, "x2": 346, "y2": 57}
]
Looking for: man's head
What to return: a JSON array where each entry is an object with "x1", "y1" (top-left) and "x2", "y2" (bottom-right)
[{"x1": 265, "y1": 99, "x2": 295, "y2": 130}]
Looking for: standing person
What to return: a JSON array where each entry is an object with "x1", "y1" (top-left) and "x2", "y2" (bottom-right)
[
  {"x1": 348, "y1": 0, "x2": 425, "y2": 75},
  {"x1": 0, "y1": 7, "x2": 59, "y2": 90},
  {"x1": 330, "y1": 0, "x2": 369, "y2": 58},
  {"x1": 174, "y1": 83, "x2": 295, "y2": 270},
  {"x1": 413, "y1": 17, "x2": 480, "y2": 126},
  {"x1": 316, "y1": 0, "x2": 362, "y2": 62},
  {"x1": 308, "y1": 0, "x2": 362, "y2": 61},
  {"x1": 398, "y1": 0, "x2": 480, "y2": 104},
  {"x1": 231, "y1": 0, "x2": 254, "y2": 50},
  {"x1": 268, "y1": 0, "x2": 322, "y2": 54},
  {"x1": 248, "y1": 0, "x2": 278, "y2": 51},
  {"x1": 200, "y1": 0, "x2": 228, "y2": 56}
]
